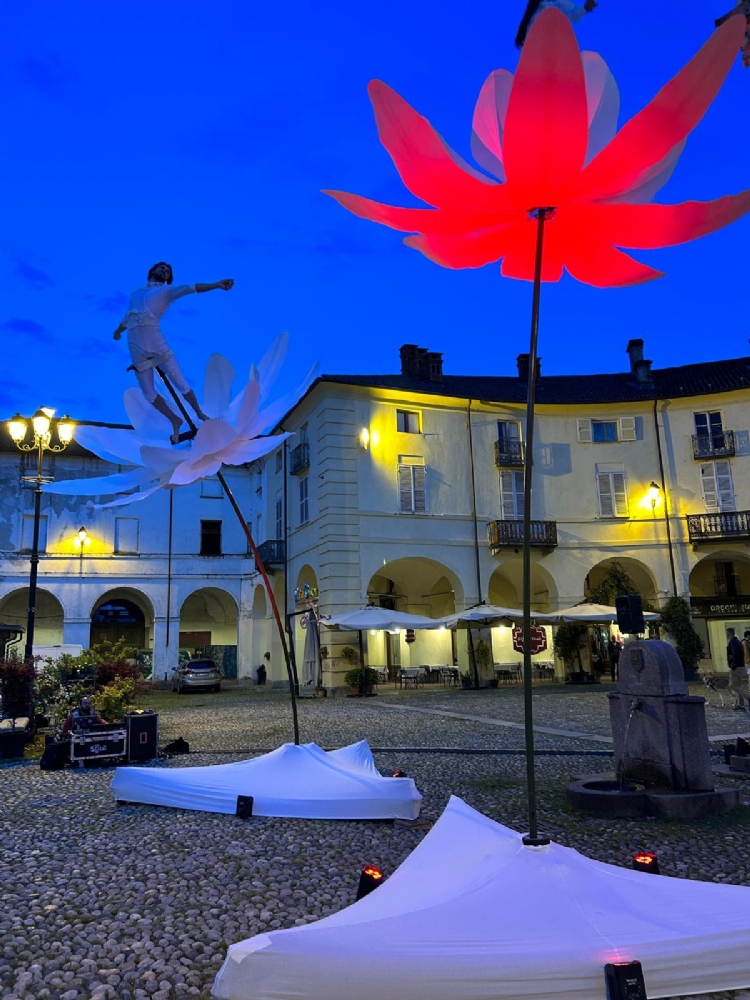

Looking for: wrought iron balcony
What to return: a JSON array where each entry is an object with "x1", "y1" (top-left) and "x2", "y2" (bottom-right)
[
  {"x1": 686, "y1": 510, "x2": 750, "y2": 542},
  {"x1": 488, "y1": 519, "x2": 558, "y2": 553},
  {"x1": 494, "y1": 439, "x2": 524, "y2": 467},
  {"x1": 692, "y1": 431, "x2": 735, "y2": 459},
  {"x1": 289, "y1": 442, "x2": 310, "y2": 476},
  {"x1": 254, "y1": 539, "x2": 286, "y2": 571}
]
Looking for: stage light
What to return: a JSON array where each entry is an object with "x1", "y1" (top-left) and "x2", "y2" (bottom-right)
[
  {"x1": 236, "y1": 795, "x2": 254, "y2": 820},
  {"x1": 632, "y1": 852, "x2": 659, "y2": 874},
  {"x1": 604, "y1": 961, "x2": 647, "y2": 1000},
  {"x1": 392, "y1": 769, "x2": 407, "y2": 777},
  {"x1": 356, "y1": 864, "x2": 384, "y2": 900}
]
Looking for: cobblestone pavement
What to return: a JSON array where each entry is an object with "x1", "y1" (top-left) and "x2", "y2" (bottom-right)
[{"x1": 2, "y1": 684, "x2": 750, "y2": 1000}]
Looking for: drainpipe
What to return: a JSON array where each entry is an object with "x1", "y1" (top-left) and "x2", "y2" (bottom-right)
[
  {"x1": 653, "y1": 400, "x2": 678, "y2": 597},
  {"x1": 467, "y1": 400, "x2": 483, "y2": 605}
]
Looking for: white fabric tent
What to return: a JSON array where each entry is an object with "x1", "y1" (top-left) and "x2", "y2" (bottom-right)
[
  {"x1": 546, "y1": 602, "x2": 660, "y2": 624},
  {"x1": 111, "y1": 741, "x2": 421, "y2": 820},
  {"x1": 213, "y1": 796, "x2": 750, "y2": 1000}
]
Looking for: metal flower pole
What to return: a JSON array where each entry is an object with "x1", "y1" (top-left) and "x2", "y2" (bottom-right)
[
  {"x1": 521, "y1": 208, "x2": 552, "y2": 845},
  {"x1": 156, "y1": 368, "x2": 300, "y2": 745}
]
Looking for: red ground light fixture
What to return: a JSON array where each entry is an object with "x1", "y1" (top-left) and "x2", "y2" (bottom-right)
[
  {"x1": 632, "y1": 852, "x2": 660, "y2": 874},
  {"x1": 356, "y1": 864, "x2": 384, "y2": 900},
  {"x1": 392, "y1": 769, "x2": 407, "y2": 777}
]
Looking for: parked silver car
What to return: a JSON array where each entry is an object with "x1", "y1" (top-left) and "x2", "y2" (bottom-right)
[{"x1": 171, "y1": 659, "x2": 222, "y2": 693}]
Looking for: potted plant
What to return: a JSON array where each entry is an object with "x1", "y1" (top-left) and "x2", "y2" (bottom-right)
[
  {"x1": 344, "y1": 666, "x2": 379, "y2": 694},
  {"x1": 459, "y1": 670, "x2": 473, "y2": 690},
  {"x1": 553, "y1": 623, "x2": 587, "y2": 683},
  {"x1": 659, "y1": 597, "x2": 704, "y2": 681}
]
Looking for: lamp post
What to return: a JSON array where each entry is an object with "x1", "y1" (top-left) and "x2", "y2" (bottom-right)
[
  {"x1": 75, "y1": 526, "x2": 88, "y2": 559},
  {"x1": 7, "y1": 410, "x2": 75, "y2": 660},
  {"x1": 648, "y1": 481, "x2": 661, "y2": 517}
]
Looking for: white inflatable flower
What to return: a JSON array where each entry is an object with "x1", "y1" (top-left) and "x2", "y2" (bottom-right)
[{"x1": 44, "y1": 332, "x2": 317, "y2": 508}]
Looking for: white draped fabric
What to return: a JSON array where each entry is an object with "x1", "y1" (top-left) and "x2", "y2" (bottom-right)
[
  {"x1": 111, "y1": 741, "x2": 421, "y2": 820},
  {"x1": 213, "y1": 795, "x2": 750, "y2": 1000}
]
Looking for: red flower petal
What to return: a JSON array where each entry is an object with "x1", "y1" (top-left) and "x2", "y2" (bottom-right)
[
  {"x1": 563, "y1": 232, "x2": 664, "y2": 287},
  {"x1": 502, "y1": 8, "x2": 589, "y2": 203},
  {"x1": 470, "y1": 69, "x2": 513, "y2": 181},
  {"x1": 584, "y1": 191, "x2": 750, "y2": 249},
  {"x1": 404, "y1": 225, "x2": 518, "y2": 269},
  {"x1": 368, "y1": 80, "x2": 505, "y2": 210},
  {"x1": 581, "y1": 17, "x2": 746, "y2": 201},
  {"x1": 500, "y1": 218, "x2": 565, "y2": 282},
  {"x1": 323, "y1": 189, "x2": 519, "y2": 236}
]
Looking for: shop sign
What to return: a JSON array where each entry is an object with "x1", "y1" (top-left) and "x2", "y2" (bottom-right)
[
  {"x1": 512, "y1": 625, "x2": 548, "y2": 654},
  {"x1": 690, "y1": 596, "x2": 750, "y2": 618}
]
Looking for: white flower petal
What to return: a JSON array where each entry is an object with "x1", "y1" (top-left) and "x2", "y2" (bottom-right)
[
  {"x1": 202, "y1": 354, "x2": 236, "y2": 418},
  {"x1": 139, "y1": 445, "x2": 184, "y2": 475},
  {"x1": 218, "y1": 432, "x2": 290, "y2": 466},
  {"x1": 169, "y1": 455, "x2": 222, "y2": 486},
  {"x1": 123, "y1": 387, "x2": 173, "y2": 445},
  {"x1": 75, "y1": 426, "x2": 145, "y2": 466},
  {"x1": 583, "y1": 52, "x2": 620, "y2": 166},
  {"x1": 243, "y1": 363, "x2": 318, "y2": 438},
  {"x1": 42, "y1": 468, "x2": 156, "y2": 496},
  {"x1": 189, "y1": 419, "x2": 237, "y2": 462},
  {"x1": 236, "y1": 379, "x2": 261, "y2": 437},
  {"x1": 257, "y1": 332, "x2": 289, "y2": 403},
  {"x1": 92, "y1": 483, "x2": 166, "y2": 509}
]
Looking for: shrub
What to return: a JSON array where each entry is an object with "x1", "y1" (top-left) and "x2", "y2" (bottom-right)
[
  {"x1": 659, "y1": 596, "x2": 704, "y2": 674},
  {"x1": 94, "y1": 660, "x2": 142, "y2": 690},
  {"x1": 553, "y1": 623, "x2": 586, "y2": 671},
  {"x1": 95, "y1": 678, "x2": 137, "y2": 721},
  {"x1": 0, "y1": 656, "x2": 36, "y2": 718}
]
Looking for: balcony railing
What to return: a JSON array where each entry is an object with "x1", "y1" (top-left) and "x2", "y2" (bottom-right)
[
  {"x1": 290, "y1": 442, "x2": 310, "y2": 476},
  {"x1": 494, "y1": 439, "x2": 524, "y2": 467},
  {"x1": 254, "y1": 539, "x2": 286, "y2": 571},
  {"x1": 488, "y1": 519, "x2": 558, "y2": 553},
  {"x1": 692, "y1": 431, "x2": 735, "y2": 459},
  {"x1": 687, "y1": 510, "x2": 750, "y2": 542}
]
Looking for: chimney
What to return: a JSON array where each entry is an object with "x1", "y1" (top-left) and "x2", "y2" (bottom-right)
[
  {"x1": 516, "y1": 353, "x2": 541, "y2": 382},
  {"x1": 399, "y1": 344, "x2": 443, "y2": 382},
  {"x1": 626, "y1": 339, "x2": 653, "y2": 386}
]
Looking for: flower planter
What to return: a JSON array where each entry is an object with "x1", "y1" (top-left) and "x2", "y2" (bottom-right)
[
  {"x1": 0, "y1": 729, "x2": 28, "y2": 760},
  {"x1": 314, "y1": 688, "x2": 327, "y2": 698}
]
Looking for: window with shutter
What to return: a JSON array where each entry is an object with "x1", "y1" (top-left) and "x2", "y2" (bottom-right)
[
  {"x1": 499, "y1": 470, "x2": 524, "y2": 520},
  {"x1": 397, "y1": 464, "x2": 427, "y2": 513},
  {"x1": 299, "y1": 477, "x2": 309, "y2": 524},
  {"x1": 618, "y1": 416, "x2": 636, "y2": 441},
  {"x1": 577, "y1": 418, "x2": 592, "y2": 442},
  {"x1": 701, "y1": 461, "x2": 735, "y2": 512},
  {"x1": 596, "y1": 470, "x2": 629, "y2": 518}
]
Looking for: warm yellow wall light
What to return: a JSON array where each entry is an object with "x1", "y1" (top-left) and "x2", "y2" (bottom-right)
[
  {"x1": 359, "y1": 428, "x2": 370, "y2": 450},
  {"x1": 647, "y1": 481, "x2": 661, "y2": 509}
]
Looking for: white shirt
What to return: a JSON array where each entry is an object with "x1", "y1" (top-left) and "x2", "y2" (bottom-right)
[{"x1": 121, "y1": 282, "x2": 195, "y2": 362}]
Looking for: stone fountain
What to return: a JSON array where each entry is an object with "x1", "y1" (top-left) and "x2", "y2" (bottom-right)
[{"x1": 567, "y1": 640, "x2": 740, "y2": 819}]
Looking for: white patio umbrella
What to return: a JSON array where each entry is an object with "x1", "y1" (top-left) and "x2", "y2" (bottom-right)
[
  {"x1": 213, "y1": 795, "x2": 750, "y2": 1000},
  {"x1": 323, "y1": 607, "x2": 441, "y2": 631},
  {"x1": 322, "y1": 606, "x2": 441, "y2": 694},
  {"x1": 301, "y1": 613, "x2": 321, "y2": 687},
  {"x1": 438, "y1": 604, "x2": 554, "y2": 629},
  {"x1": 546, "y1": 602, "x2": 660, "y2": 624}
]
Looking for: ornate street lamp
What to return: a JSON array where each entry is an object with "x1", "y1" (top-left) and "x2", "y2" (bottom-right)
[{"x1": 7, "y1": 410, "x2": 75, "y2": 659}]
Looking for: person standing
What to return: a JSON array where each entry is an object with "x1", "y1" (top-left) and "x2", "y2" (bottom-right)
[
  {"x1": 743, "y1": 629, "x2": 750, "y2": 670},
  {"x1": 727, "y1": 627, "x2": 748, "y2": 710},
  {"x1": 607, "y1": 636, "x2": 621, "y2": 682}
]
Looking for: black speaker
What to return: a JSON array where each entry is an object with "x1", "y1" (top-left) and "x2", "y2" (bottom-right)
[
  {"x1": 236, "y1": 795, "x2": 254, "y2": 819},
  {"x1": 125, "y1": 711, "x2": 158, "y2": 762},
  {"x1": 615, "y1": 595, "x2": 645, "y2": 636}
]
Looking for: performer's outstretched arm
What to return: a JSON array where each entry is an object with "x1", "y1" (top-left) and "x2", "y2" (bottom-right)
[
  {"x1": 195, "y1": 278, "x2": 234, "y2": 293},
  {"x1": 113, "y1": 322, "x2": 126, "y2": 340}
]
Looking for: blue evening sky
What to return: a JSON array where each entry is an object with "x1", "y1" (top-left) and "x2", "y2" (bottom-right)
[{"x1": 2, "y1": 1, "x2": 749, "y2": 423}]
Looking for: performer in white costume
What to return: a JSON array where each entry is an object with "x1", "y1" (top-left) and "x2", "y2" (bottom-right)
[
  {"x1": 113, "y1": 262, "x2": 234, "y2": 442},
  {"x1": 515, "y1": 0, "x2": 597, "y2": 47}
]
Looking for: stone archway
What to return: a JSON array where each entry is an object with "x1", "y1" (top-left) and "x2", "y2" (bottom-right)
[
  {"x1": 90, "y1": 588, "x2": 154, "y2": 652},
  {"x1": 689, "y1": 551, "x2": 750, "y2": 668},
  {"x1": 364, "y1": 557, "x2": 463, "y2": 671},
  {"x1": 179, "y1": 587, "x2": 239, "y2": 677},
  {"x1": 0, "y1": 588, "x2": 64, "y2": 648},
  {"x1": 293, "y1": 565, "x2": 319, "y2": 686},
  {"x1": 487, "y1": 561, "x2": 558, "y2": 669},
  {"x1": 584, "y1": 557, "x2": 659, "y2": 606}
]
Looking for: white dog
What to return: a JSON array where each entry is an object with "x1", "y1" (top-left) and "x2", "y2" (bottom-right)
[{"x1": 701, "y1": 672, "x2": 730, "y2": 707}]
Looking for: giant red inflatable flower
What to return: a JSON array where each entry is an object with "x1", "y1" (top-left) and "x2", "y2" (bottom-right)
[{"x1": 325, "y1": 10, "x2": 750, "y2": 287}]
